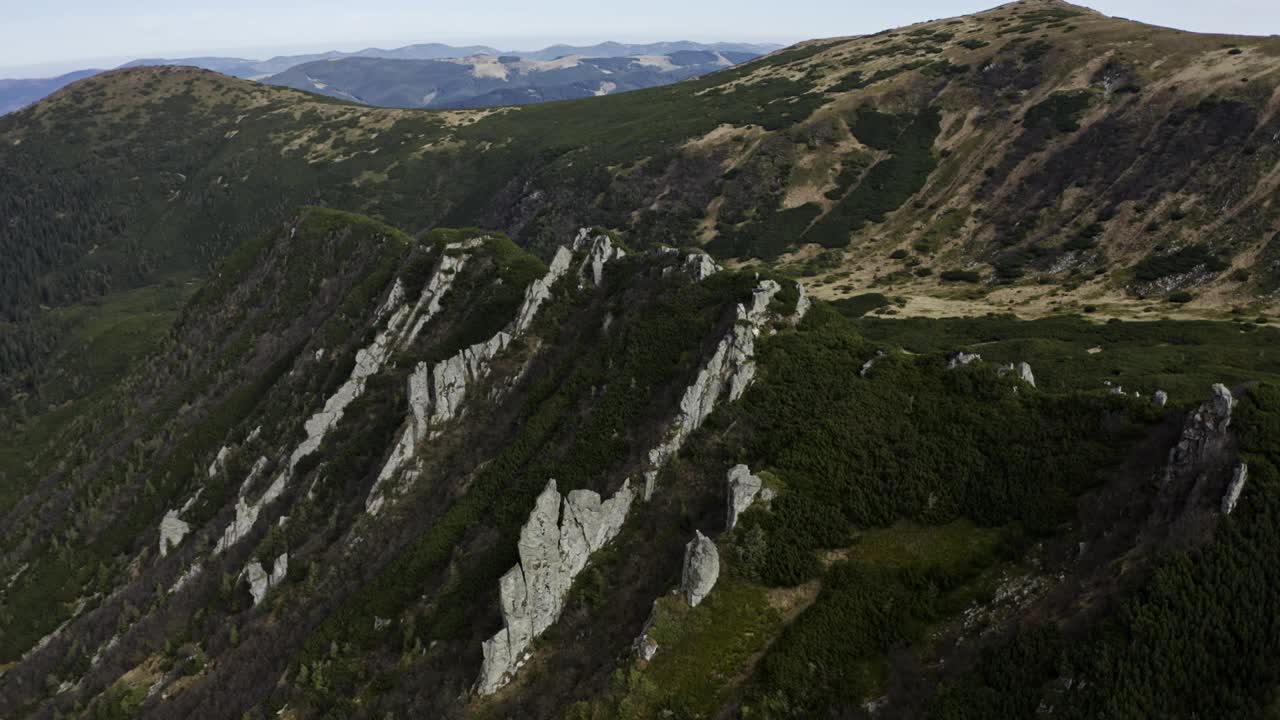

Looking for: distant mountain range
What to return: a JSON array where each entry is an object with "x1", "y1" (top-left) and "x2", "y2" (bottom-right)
[
  {"x1": 0, "y1": 69, "x2": 101, "y2": 114},
  {"x1": 264, "y1": 50, "x2": 763, "y2": 109},
  {"x1": 0, "y1": 41, "x2": 780, "y2": 114}
]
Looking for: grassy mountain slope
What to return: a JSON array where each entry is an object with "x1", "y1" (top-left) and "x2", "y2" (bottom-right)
[{"x1": 2, "y1": 1, "x2": 1276, "y2": 377}]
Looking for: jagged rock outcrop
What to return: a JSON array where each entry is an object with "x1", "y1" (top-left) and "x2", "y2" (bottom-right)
[
  {"x1": 513, "y1": 246, "x2": 573, "y2": 335},
  {"x1": 274, "y1": 240, "x2": 482, "y2": 513},
  {"x1": 642, "y1": 280, "x2": 781, "y2": 500},
  {"x1": 208, "y1": 446, "x2": 231, "y2": 478},
  {"x1": 793, "y1": 281, "x2": 811, "y2": 323},
  {"x1": 726, "y1": 464, "x2": 764, "y2": 531},
  {"x1": 476, "y1": 478, "x2": 635, "y2": 695},
  {"x1": 1222, "y1": 462, "x2": 1248, "y2": 514},
  {"x1": 158, "y1": 510, "x2": 190, "y2": 558},
  {"x1": 1154, "y1": 390, "x2": 1169, "y2": 408},
  {"x1": 684, "y1": 252, "x2": 720, "y2": 281},
  {"x1": 213, "y1": 456, "x2": 273, "y2": 553},
  {"x1": 368, "y1": 242, "x2": 587, "y2": 515},
  {"x1": 680, "y1": 531, "x2": 720, "y2": 607},
  {"x1": 998, "y1": 361, "x2": 1036, "y2": 387},
  {"x1": 1163, "y1": 383, "x2": 1235, "y2": 487},
  {"x1": 947, "y1": 351, "x2": 981, "y2": 369},
  {"x1": 244, "y1": 553, "x2": 288, "y2": 606},
  {"x1": 745, "y1": 279, "x2": 781, "y2": 324},
  {"x1": 428, "y1": 332, "x2": 513, "y2": 428},
  {"x1": 573, "y1": 228, "x2": 626, "y2": 287}
]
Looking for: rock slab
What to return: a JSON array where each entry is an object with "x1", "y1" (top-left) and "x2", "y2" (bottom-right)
[
  {"x1": 1222, "y1": 462, "x2": 1248, "y2": 514},
  {"x1": 476, "y1": 478, "x2": 635, "y2": 695}
]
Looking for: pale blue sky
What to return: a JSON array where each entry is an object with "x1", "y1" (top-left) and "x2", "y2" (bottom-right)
[{"x1": 2, "y1": 0, "x2": 1278, "y2": 77}]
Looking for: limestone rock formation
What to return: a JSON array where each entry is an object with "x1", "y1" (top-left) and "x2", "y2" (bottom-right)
[
  {"x1": 793, "y1": 281, "x2": 811, "y2": 323},
  {"x1": 512, "y1": 246, "x2": 573, "y2": 335},
  {"x1": 208, "y1": 446, "x2": 231, "y2": 478},
  {"x1": 726, "y1": 464, "x2": 764, "y2": 531},
  {"x1": 998, "y1": 361, "x2": 1036, "y2": 387},
  {"x1": 573, "y1": 228, "x2": 625, "y2": 287},
  {"x1": 158, "y1": 510, "x2": 190, "y2": 558},
  {"x1": 400, "y1": 240, "x2": 482, "y2": 346},
  {"x1": 680, "y1": 531, "x2": 720, "y2": 607},
  {"x1": 244, "y1": 553, "x2": 288, "y2": 606},
  {"x1": 1163, "y1": 383, "x2": 1235, "y2": 487},
  {"x1": 280, "y1": 238, "x2": 483, "y2": 492},
  {"x1": 684, "y1": 252, "x2": 720, "y2": 281},
  {"x1": 947, "y1": 351, "x2": 981, "y2": 369},
  {"x1": 643, "y1": 280, "x2": 780, "y2": 500},
  {"x1": 1154, "y1": 390, "x2": 1169, "y2": 408},
  {"x1": 368, "y1": 241, "x2": 590, "y2": 515},
  {"x1": 216, "y1": 473, "x2": 284, "y2": 553},
  {"x1": 1222, "y1": 462, "x2": 1248, "y2": 514},
  {"x1": 476, "y1": 478, "x2": 635, "y2": 695},
  {"x1": 746, "y1": 279, "x2": 781, "y2": 324}
]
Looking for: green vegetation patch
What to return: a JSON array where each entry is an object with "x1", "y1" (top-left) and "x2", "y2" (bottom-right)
[
  {"x1": 854, "y1": 314, "x2": 1280, "y2": 401},
  {"x1": 570, "y1": 579, "x2": 782, "y2": 719},
  {"x1": 1024, "y1": 90, "x2": 1093, "y2": 134},
  {"x1": 1132, "y1": 243, "x2": 1228, "y2": 282},
  {"x1": 940, "y1": 269, "x2": 982, "y2": 283},
  {"x1": 727, "y1": 306, "x2": 1150, "y2": 589},
  {"x1": 851, "y1": 520, "x2": 1002, "y2": 572},
  {"x1": 803, "y1": 108, "x2": 941, "y2": 248},
  {"x1": 829, "y1": 292, "x2": 891, "y2": 317},
  {"x1": 928, "y1": 383, "x2": 1280, "y2": 718}
]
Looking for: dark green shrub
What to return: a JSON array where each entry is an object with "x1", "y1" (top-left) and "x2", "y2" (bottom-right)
[
  {"x1": 941, "y1": 270, "x2": 982, "y2": 283},
  {"x1": 1133, "y1": 245, "x2": 1227, "y2": 282}
]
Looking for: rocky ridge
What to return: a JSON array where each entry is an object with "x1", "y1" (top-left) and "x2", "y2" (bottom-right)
[
  {"x1": 1163, "y1": 383, "x2": 1235, "y2": 488},
  {"x1": 475, "y1": 273, "x2": 807, "y2": 695},
  {"x1": 366, "y1": 239, "x2": 586, "y2": 515},
  {"x1": 161, "y1": 236, "x2": 483, "y2": 601},
  {"x1": 643, "y1": 278, "x2": 786, "y2": 500}
]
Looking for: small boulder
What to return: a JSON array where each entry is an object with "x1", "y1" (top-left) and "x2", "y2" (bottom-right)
[
  {"x1": 680, "y1": 531, "x2": 720, "y2": 607},
  {"x1": 947, "y1": 351, "x2": 981, "y2": 369}
]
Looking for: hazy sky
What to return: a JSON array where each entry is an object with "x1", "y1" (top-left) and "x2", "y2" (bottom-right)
[{"x1": 3, "y1": 0, "x2": 1279, "y2": 77}]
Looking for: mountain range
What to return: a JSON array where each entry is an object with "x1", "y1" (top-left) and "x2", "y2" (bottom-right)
[
  {"x1": 0, "y1": 41, "x2": 780, "y2": 115},
  {"x1": 263, "y1": 50, "x2": 761, "y2": 108},
  {"x1": 2, "y1": 1, "x2": 1280, "y2": 718}
]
